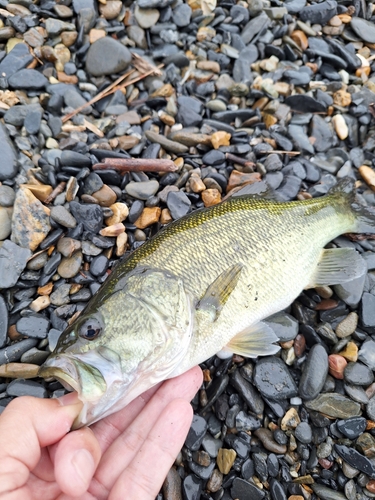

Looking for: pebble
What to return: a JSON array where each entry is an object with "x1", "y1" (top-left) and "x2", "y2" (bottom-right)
[
  {"x1": 299, "y1": 344, "x2": 329, "y2": 400},
  {"x1": 6, "y1": 379, "x2": 47, "y2": 398},
  {"x1": 58, "y1": 251, "x2": 83, "y2": 279},
  {"x1": 344, "y1": 361, "x2": 374, "y2": 386},
  {"x1": 336, "y1": 417, "x2": 367, "y2": 439},
  {"x1": 217, "y1": 448, "x2": 237, "y2": 475},
  {"x1": 231, "y1": 477, "x2": 265, "y2": 500},
  {"x1": 167, "y1": 191, "x2": 191, "y2": 220},
  {"x1": 305, "y1": 393, "x2": 361, "y2": 418},
  {"x1": 253, "y1": 357, "x2": 298, "y2": 401},
  {"x1": 69, "y1": 202, "x2": 103, "y2": 233},
  {"x1": 0, "y1": 239, "x2": 31, "y2": 289},
  {"x1": 86, "y1": 37, "x2": 132, "y2": 76},
  {"x1": 50, "y1": 206, "x2": 77, "y2": 228},
  {"x1": 16, "y1": 315, "x2": 50, "y2": 339},
  {"x1": 185, "y1": 415, "x2": 207, "y2": 451},
  {"x1": 125, "y1": 180, "x2": 159, "y2": 200}
]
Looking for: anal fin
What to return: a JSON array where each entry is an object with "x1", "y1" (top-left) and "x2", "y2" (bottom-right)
[
  {"x1": 197, "y1": 263, "x2": 243, "y2": 321},
  {"x1": 306, "y1": 248, "x2": 367, "y2": 289},
  {"x1": 217, "y1": 322, "x2": 280, "y2": 359}
]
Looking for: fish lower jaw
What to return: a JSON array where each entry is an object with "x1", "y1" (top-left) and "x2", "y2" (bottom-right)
[{"x1": 38, "y1": 365, "x2": 80, "y2": 393}]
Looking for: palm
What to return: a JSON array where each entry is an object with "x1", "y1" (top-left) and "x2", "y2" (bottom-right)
[{"x1": 0, "y1": 367, "x2": 202, "y2": 500}]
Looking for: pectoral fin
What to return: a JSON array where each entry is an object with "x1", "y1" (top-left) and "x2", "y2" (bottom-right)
[
  {"x1": 306, "y1": 248, "x2": 366, "y2": 288},
  {"x1": 196, "y1": 264, "x2": 243, "y2": 321},
  {"x1": 217, "y1": 322, "x2": 280, "y2": 359}
]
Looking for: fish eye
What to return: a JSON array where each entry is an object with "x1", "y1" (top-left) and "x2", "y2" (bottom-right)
[{"x1": 79, "y1": 318, "x2": 102, "y2": 341}]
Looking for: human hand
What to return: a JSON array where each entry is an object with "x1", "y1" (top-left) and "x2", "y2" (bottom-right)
[{"x1": 0, "y1": 366, "x2": 203, "y2": 500}]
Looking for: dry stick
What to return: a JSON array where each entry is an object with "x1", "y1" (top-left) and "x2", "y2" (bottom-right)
[
  {"x1": 92, "y1": 158, "x2": 178, "y2": 173},
  {"x1": 62, "y1": 63, "x2": 164, "y2": 124},
  {"x1": 61, "y1": 68, "x2": 135, "y2": 123},
  {"x1": 44, "y1": 181, "x2": 66, "y2": 204},
  {"x1": 225, "y1": 153, "x2": 255, "y2": 168}
]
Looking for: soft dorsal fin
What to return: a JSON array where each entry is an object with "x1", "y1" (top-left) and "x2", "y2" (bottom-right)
[
  {"x1": 217, "y1": 322, "x2": 280, "y2": 359},
  {"x1": 196, "y1": 263, "x2": 243, "y2": 321},
  {"x1": 306, "y1": 248, "x2": 367, "y2": 289}
]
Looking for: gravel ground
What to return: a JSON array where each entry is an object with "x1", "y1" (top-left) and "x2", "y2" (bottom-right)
[{"x1": 1, "y1": 0, "x2": 375, "y2": 499}]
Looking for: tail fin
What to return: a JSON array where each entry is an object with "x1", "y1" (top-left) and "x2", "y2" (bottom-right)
[{"x1": 329, "y1": 177, "x2": 375, "y2": 235}]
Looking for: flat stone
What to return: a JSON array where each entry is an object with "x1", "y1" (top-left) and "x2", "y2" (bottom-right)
[
  {"x1": 310, "y1": 483, "x2": 347, "y2": 500},
  {"x1": 335, "y1": 444, "x2": 375, "y2": 478},
  {"x1": 145, "y1": 130, "x2": 188, "y2": 154},
  {"x1": 8, "y1": 69, "x2": 48, "y2": 90},
  {"x1": 305, "y1": 393, "x2": 361, "y2": 418},
  {"x1": 0, "y1": 43, "x2": 33, "y2": 78},
  {"x1": 0, "y1": 207, "x2": 11, "y2": 240},
  {"x1": 265, "y1": 313, "x2": 298, "y2": 342},
  {"x1": 344, "y1": 361, "x2": 374, "y2": 386},
  {"x1": 50, "y1": 206, "x2": 77, "y2": 228},
  {"x1": 253, "y1": 356, "x2": 298, "y2": 401},
  {"x1": 358, "y1": 340, "x2": 375, "y2": 370},
  {"x1": 166, "y1": 191, "x2": 191, "y2": 220},
  {"x1": 58, "y1": 251, "x2": 83, "y2": 279},
  {"x1": 0, "y1": 122, "x2": 18, "y2": 181},
  {"x1": 69, "y1": 202, "x2": 103, "y2": 233},
  {"x1": 182, "y1": 475, "x2": 202, "y2": 500},
  {"x1": 230, "y1": 369, "x2": 264, "y2": 414},
  {"x1": 0, "y1": 295, "x2": 8, "y2": 348},
  {"x1": 6, "y1": 378, "x2": 47, "y2": 398},
  {"x1": 299, "y1": 344, "x2": 329, "y2": 400},
  {"x1": 185, "y1": 415, "x2": 208, "y2": 451},
  {"x1": 125, "y1": 180, "x2": 159, "y2": 200},
  {"x1": 16, "y1": 315, "x2": 50, "y2": 339},
  {"x1": 217, "y1": 448, "x2": 237, "y2": 475},
  {"x1": 351, "y1": 17, "x2": 375, "y2": 44},
  {"x1": 134, "y1": 5, "x2": 160, "y2": 28},
  {"x1": 231, "y1": 477, "x2": 265, "y2": 500},
  {"x1": 11, "y1": 187, "x2": 51, "y2": 251},
  {"x1": 300, "y1": 0, "x2": 337, "y2": 25},
  {"x1": 86, "y1": 37, "x2": 132, "y2": 76},
  {"x1": 360, "y1": 292, "x2": 375, "y2": 333},
  {"x1": 254, "y1": 428, "x2": 287, "y2": 453},
  {"x1": 336, "y1": 417, "x2": 367, "y2": 439}
]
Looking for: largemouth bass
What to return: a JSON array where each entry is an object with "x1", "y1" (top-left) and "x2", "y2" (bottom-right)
[{"x1": 39, "y1": 178, "x2": 375, "y2": 428}]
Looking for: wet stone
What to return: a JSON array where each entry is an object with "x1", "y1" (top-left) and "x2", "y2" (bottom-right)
[
  {"x1": 265, "y1": 313, "x2": 298, "y2": 342},
  {"x1": 202, "y1": 434, "x2": 222, "y2": 458},
  {"x1": 295, "y1": 422, "x2": 313, "y2": 444},
  {"x1": 167, "y1": 191, "x2": 191, "y2": 220},
  {"x1": 360, "y1": 293, "x2": 375, "y2": 334},
  {"x1": 50, "y1": 206, "x2": 77, "y2": 228},
  {"x1": 0, "y1": 339, "x2": 38, "y2": 364},
  {"x1": 0, "y1": 43, "x2": 33, "y2": 78},
  {"x1": 16, "y1": 315, "x2": 49, "y2": 339},
  {"x1": 305, "y1": 393, "x2": 361, "y2": 419},
  {"x1": 344, "y1": 361, "x2": 374, "y2": 386},
  {"x1": 8, "y1": 69, "x2": 48, "y2": 90},
  {"x1": 253, "y1": 356, "x2": 298, "y2": 401},
  {"x1": 188, "y1": 459, "x2": 215, "y2": 481},
  {"x1": 185, "y1": 415, "x2": 208, "y2": 451},
  {"x1": 90, "y1": 254, "x2": 109, "y2": 277},
  {"x1": 336, "y1": 417, "x2": 367, "y2": 440},
  {"x1": 125, "y1": 180, "x2": 159, "y2": 200},
  {"x1": 231, "y1": 477, "x2": 265, "y2": 500},
  {"x1": 231, "y1": 369, "x2": 264, "y2": 414},
  {"x1": 311, "y1": 483, "x2": 347, "y2": 500},
  {"x1": 254, "y1": 428, "x2": 287, "y2": 454},
  {"x1": 182, "y1": 475, "x2": 202, "y2": 500},
  {"x1": 0, "y1": 239, "x2": 31, "y2": 289},
  {"x1": 7, "y1": 379, "x2": 47, "y2": 398},
  {"x1": 69, "y1": 202, "x2": 103, "y2": 233},
  {"x1": 350, "y1": 17, "x2": 375, "y2": 44},
  {"x1": 58, "y1": 251, "x2": 83, "y2": 279},
  {"x1": 335, "y1": 444, "x2": 375, "y2": 478},
  {"x1": 299, "y1": 344, "x2": 329, "y2": 400},
  {"x1": 0, "y1": 122, "x2": 18, "y2": 181}
]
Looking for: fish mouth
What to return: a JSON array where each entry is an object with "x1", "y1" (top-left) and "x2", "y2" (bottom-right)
[{"x1": 38, "y1": 347, "x2": 125, "y2": 429}]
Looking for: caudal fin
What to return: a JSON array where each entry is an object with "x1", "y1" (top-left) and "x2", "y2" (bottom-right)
[{"x1": 329, "y1": 177, "x2": 375, "y2": 235}]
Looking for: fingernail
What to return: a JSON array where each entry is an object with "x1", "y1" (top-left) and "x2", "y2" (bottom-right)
[
  {"x1": 57, "y1": 392, "x2": 80, "y2": 406},
  {"x1": 72, "y1": 449, "x2": 96, "y2": 489}
]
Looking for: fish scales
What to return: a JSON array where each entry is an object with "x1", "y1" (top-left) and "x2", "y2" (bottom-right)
[{"x1": 38, "y1": 179, "x2": 374, "y2": 427}]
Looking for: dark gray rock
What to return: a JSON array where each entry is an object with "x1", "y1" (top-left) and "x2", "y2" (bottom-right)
[
  {"x1": 16, "y1": 315, "x2": 50, "y2": 339},
  {"x1": 360, "y1": 292, "x2": 375, "y2": 333},
  {"x1": 351, "y1": 17, "x2": 375, "y2": 44},
  {"x1": 344, "y1": 361, "x2": 374, "y2": 386},
  {"x1": 86, "y1": 37, "x2": 132, "y2": 76},
  {"x1": 7, "y1": 379, "x2": 48, "y2": 398},
  {"x1": 167, "y1": 191, "x2": 191, "y2": 220},
  {"x1": 61, "y1": 150, "x2": 92, "y2": 168},
  {"x1": 231, "y1": 478, "x2": 265, "y2": 500},
  {"x1": 0, "y1": 122, "x2": 18, "y2": 181},
  {"x1": 230, "y1": 369, "x2": 264, "y2": 414},
  {"x1": 300, "y1": 0, "x2": 337, "y2": 25},
  {"x1": 0, "y1": 338, "x2": 38, "y2": 364},
  {"x1": 69, "y1": 202, "x2": 103, "y2": 233},
  {"x1": 295, "y1": 422, "x2": 313, "y2": 444},
  {"x1": 185, "y1": 415, "x2": 208, "y2": 451},
  {"x1": 299, "y1": 344, "x2": 329, "y2": 400},
  {"x1": 0, "y1": 43, "x2": 33, "y2": 78},
  {"x1": 253, "y1": 357, "x2": 298, "y2": 401},
  {"x1": 0, "y1": 240, "x2": 31, "y2": 288},
  {"x1": 358, "y1": 340, "x2": 375, "y2": 370},
  {"x1": 0, "y1": 295, "x2": 8, "y2": 348},
  {"x1": 265, "y1": 313, "x2": 298, "y2": 342},
  {"x1": 8, "y1": 69, "x2": 48, "y2": 90},
  {"x1": 335, "y1": 444, "x2": 375, "y2": 478},
  {"x1": 336, "y1": 417, "x2": 367, "y2": 439}
]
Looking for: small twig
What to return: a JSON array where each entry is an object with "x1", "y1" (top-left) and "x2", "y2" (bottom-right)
[
  {"x1": 44, "y1": 181, "x2": 66, "y2": 204},
  {"x1": 93, "y1": 158, "x2": 178, "y2": 173},
  {"x1": 62, "y1": 68, "x2": 136, "y2": 123},
  {"x1": 268, "y1": 150, "x2": 300, "y2": 155},
  {"x1": 225, "y1": 153, "x2": 255, "y2": 168},
  {"x1": 83, "y1": 118, "x2": 104, "y2": 138}
]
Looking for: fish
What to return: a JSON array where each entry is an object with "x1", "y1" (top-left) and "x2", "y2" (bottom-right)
[{"x1": 38, "y1": 177, "x2": 375, "y2": 428}]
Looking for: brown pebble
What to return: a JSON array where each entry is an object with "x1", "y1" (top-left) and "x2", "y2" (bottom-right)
[
  {"x1": 22, "y1": 183, "x2": 52, "y2": 202},
  {"x1": 291, "y1": 30, "x2": 308, "y2": 50},
  {"x1": 65, "y1": 176, "x2": 79, "y2": 202},
  {"x1": 202, "y1": 188, "x2": 221, "y2": 207},
  {"x1": 89, "y1": 28, "x2": 106, "y2": 43},
  {"x1": 315, "y1": 285, "x2": 333, "y2": 299},
  {"x1": 328, "y1": 15, "x2": 342, "y2": 26},
  {"x1": 8, "y1": 324, "x2": 23, "y2": 341},
  {"x1": 288, "y1": 496, "x2": 304, "y2": 500},
  {"x1": 328, "y1": 354, "x2": 347, "y2": 379},
  {"x1": 57, "y1": 71, "x2": 78, "y2": 84},
  {"x1": 160, "y1": 208, "x2": 173, "y2": 225},
  {"x1": 226, "y1": 171, "x2": 261, "y2": 193},
  {"x1": 211, "y1": 131, "x2": 231, "y2": 149},
  {"x1": 197, "y1": 60, "x2": 221, "y2": 73},
  {"x1": 294, "y1": 334, "x2": 306, "y2": 357},
  {"x1": 115, "y1": 232, "x2": 128, "y2": 257},
  {"x1": 61, "y1": 31, "x2": 78, "y2": 47},
  {"x1": 333, "y1": 89, "x2": 351, "y2": 106},
  {"x1": 99, "y1": 0, "x2": 122, "y2": 19},
  {"x1": 189, "y1": 175, "x2": 206, "y2": 193},
  {"x1": 58, "y1": 251, "x2": 83, "y2": 279},
  {"x1": 134, "y1": 207, "x2": 161, "y2": 229},
  {"x1": 281, "y1": 408, "x2": 300, "y2": 430},
  {"x1": 162, "y1": 467, "x2": 181, "y2": 500},
  {"x1": 359, "y1": 165, "x2": 375, "y2": 192},
  {"x1": 105, "y1": 202, "x2": 129, "y2": 226},
  {"x1": 100, "y1": 223, "x2": 125, "y2": 237},
  {"x1": 315, "y1": 299, "x2": 338, "y2": 310},
  {"x1": 92, "y1": 185, "x2": 117, "y2": 207},
  {"x1": 366, "y1": 480, "x2": 375, "y2": 493},
  {"x1": 37, "y1": 282, "x2": 53, "y2": 295},
  {"x1": 338, "y1": 341, "x2": 358, "y2": 362},
  {"x1": 202, "y1": 369, "x2": 211, "y2": 383},
  {"x1": 194, "y1": 450, "x2": 211, "y2": 467},
  {"x1": 117, "y1": 135, "x2": 140, "y2": 150},
  {"x1": 57, "y1": 237, "x2": 82, "y2": 258},
  {"x1": 336, "y1": 312, "x2": 358, "y2": 338},
  {"x1": 338, "y1": 13, "x2": 352, "y2": 23},
  {"x1": 207, "y1": 469, "x2": 223, "y2": 493},
  {"x1": 254, "y1": 428, "x2": 287, "y2": 454},
  {"x1": 30, "y1": 295, "x2": 50, "y2": 312},
  {"x1": 217, "y1": 449, "x2": 236, "y2": 475}
]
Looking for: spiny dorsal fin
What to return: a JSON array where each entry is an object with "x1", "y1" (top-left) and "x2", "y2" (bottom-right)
[{"x1": 306, "y1": 248, "x2": 367, "y2": 288}]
